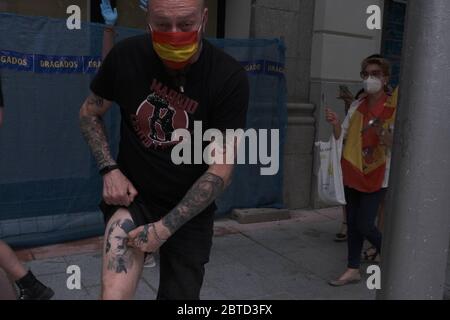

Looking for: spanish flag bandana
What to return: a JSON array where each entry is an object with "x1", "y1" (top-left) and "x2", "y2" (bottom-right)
[
  {"x1": 151, "y1": 29, "x2": 200, "y2": 70},
  {"x1": 341, "y1": 88, "x2": 398, "y2": 193}
]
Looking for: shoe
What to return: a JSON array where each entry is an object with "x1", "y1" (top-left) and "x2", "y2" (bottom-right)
[
  {"x1": 362, "y1": 246, "x2": 380, "y2": 263},
  {"x1": 18, "y1": 283, "x2": 54, "y2": 300},
  {"x1": 334, "y1": 222, "x2": 347, "y2": 242},
  {"x1": 328, "y1": 275, "x2": 362, "y2": 287},
  {"x1": 334, "y1": 233, "x2": 347, "y2": 242},
  {"x1": 16, "y1": 270, "x2": 54, "y2": 300}
]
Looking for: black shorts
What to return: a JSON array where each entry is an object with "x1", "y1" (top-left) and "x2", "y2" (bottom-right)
[
  {"x1": 99, "y1": 196, "x2": 215, "y2": 300},
  {"x1": 100, "y1": 195, "x2": 161, "y2": 227}
]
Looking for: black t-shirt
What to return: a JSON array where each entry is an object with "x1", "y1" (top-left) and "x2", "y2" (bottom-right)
[{"x1": 90, "y1": 34, "x2": 249, "y2": 215}]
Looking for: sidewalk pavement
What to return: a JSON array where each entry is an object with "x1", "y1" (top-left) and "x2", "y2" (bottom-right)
[{"x1": 15, "y1": 207, "x2": 378, "y2": 300}]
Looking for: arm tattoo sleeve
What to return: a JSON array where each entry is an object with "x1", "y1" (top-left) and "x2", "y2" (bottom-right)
[
  {"x1": 162, "y1": 172, "x2": 225, "y2": 234},
  {"x1": 80, "y1": 94, "x2": 116, "y2": 170}
]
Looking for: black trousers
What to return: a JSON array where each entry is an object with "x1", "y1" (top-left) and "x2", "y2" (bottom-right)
[
  {"x1": 345, "y1": 187, "x2": 386, "y2": 269},
  {"x1": 101, "y1": 196, "x2": 214, "y2": 300},
  {"x1": 156, "y1": 213, "x2": 214, "y2": 300}
]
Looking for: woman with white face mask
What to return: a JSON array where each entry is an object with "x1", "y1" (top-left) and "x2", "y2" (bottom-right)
[{"x1": 325, "y1": 56, "x2": 397, "y2": 286}]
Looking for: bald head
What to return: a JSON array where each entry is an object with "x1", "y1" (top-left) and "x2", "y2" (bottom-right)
[
  {"x1": 148, "y1": 0, "x2": 205, "y2": 13},
  {"x1": 147, "y1": 0, "x2": 208, "y2": 33}
]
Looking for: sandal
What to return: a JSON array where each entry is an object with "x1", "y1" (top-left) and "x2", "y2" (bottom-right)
[
  {"x1": 362, "y1": 246, "x2": 379, "y2": 263},
  {"x1": 334, "y1": 222, "x2": 347, "y2": 242}
]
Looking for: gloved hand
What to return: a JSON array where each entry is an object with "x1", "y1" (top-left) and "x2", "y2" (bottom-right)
[
  {"x1": 139, "y1": 0, "x2": 148, "y2": 12},
  {"x1": 100, "y1": 0, "x2": 118, "y2": 26}
]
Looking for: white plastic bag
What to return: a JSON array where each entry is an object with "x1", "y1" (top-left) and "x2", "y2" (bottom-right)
[{"x1": 315, "y1": 135, "x2": 346, "y2": 206}]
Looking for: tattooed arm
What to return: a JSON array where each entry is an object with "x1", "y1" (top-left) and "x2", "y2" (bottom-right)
[
  {"x1": 79, "y1": 92, "x2": 138, "y2": 207},
  {"x1": 161, "y1": 166, "x2": 231, "y2": 235},
  {"x1": 128, "y1": 163, "x2": 234, "y2": 253},
  {"x1": 128, "y1": 135, "x2": 238, "y2": 253},
  {"x1": 79, "y1": 93, "x2": 115, "y2": 169},
  {"x1": 160, "y1": 135, "x2": 239, "y2": 237}
]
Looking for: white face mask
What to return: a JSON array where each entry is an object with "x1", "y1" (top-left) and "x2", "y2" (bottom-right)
[{"x1": 363, "y1": 76, "x2": 383, "y2": 94}]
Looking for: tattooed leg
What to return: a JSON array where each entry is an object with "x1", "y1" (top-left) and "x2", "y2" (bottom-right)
[
  {"x1": 101, "y1": 209, "x2": 145, "y2": 300},
  {"x1": 105, "y1": 219, "x2": 135, "y2": 273}
]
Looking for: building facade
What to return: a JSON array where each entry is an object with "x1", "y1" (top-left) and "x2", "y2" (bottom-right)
[
  {"x1": 223, "y1": 0, "x2": 406, "y2": 209},
  {"x1": 0, "y1": 0, "x2": 407, "y2": 209}
]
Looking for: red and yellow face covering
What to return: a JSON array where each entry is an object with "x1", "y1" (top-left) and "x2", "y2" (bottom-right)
[{"x1": 150, "y1": 25, "x2": 202, "y2": 70}]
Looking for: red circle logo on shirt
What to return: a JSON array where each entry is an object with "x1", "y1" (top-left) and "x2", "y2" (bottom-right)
[{"x1": 134, "y1": 93, "x2": 189, "y2": 148}]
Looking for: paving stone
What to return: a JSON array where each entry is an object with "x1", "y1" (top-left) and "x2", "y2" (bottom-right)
[
  {"x1": 37, "y1": 273, "x2": 90, "y2": 300},
  {"x1": 64, "y1": 252, "x2": 102, "y2": 287},
  {"x1": 25, "y1": 257, "x2": 68, "y2": 276}
]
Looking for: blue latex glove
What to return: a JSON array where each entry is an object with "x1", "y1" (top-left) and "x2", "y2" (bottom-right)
[
  {"x1": 139, "y1": 0, "x2": 148, "y2": 12},
  {"x1": 100, "y1": 0, "x2": 118, "y2": 26}
]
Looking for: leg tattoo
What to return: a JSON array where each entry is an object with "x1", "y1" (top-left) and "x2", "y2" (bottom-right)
[{"x1": 105, "y1": 219, "x2": 135, "y2": 274}]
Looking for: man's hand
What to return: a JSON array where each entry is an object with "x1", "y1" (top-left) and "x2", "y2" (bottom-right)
[
  {"x1": 103, "y1": 169, "x2": 138, "y2": 207},
  {"x1": 100, "y1": 0, "x2": 118, "y2": 26},
  {"x1": 127, "y1": 221, "x2": 170, "y2": 253}
]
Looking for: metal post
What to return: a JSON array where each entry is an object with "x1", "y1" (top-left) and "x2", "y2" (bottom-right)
[{"x1": 377, "y1": 0, "x2": 450, "y2": 300}]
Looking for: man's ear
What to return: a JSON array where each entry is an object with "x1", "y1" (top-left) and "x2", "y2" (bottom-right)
[{"x1": 202, "y1": 8, "x2": 209, "y2": 32}]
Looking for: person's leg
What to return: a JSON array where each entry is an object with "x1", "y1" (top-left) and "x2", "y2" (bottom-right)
[
  {"x1": 357, "y1": 190, "x2": 385, "y2": 255},
  {"x1": 0, "y1": 240, "x2": 54, "y2": 300},
  {"x1": 157, "y1": 249, "x2": 208, "y2": 300},
  {"x1": 157, "y1": 212, "x2": 214, "y2": 300},
  {"x1": 377, "y1": 190, "x2": 386, "y2": 232},
  {"x1": 0, "y1": 240, "x2": 27, "y2": 281},
  {"x1": 345, "y1": 188, "x2": 366, "y2": 269},
  {"x1": 334, "y1": 207, "x2": 348, "y2": 242},
  {"x1": 0, "y1": 268, "x2": 17, "y2": 300},
  {"x1": 329, "y1": 187, "x2": 363, "y2": 286},
  {"x1": 361, "y1": 190, "x2": 386, "y2": 261},
  {"x1": 101, "y1": 208, "x2": 145, "y2": 300}
]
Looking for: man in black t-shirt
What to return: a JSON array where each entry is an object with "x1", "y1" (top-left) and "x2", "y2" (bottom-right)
[{"x1": 80, "y1": 0, "x2": 249, "y2": 300}]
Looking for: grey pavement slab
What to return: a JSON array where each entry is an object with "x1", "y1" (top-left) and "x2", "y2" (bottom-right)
[
  {"x1": 253, "y1": 292, "x2": 295, "y2": 300},
  {"x1": 232, "y1": 208, "x2": 291, "y2": 224},
  {"x1": 64, "y1": 252, "x2": 102, "y2": 288},
  {"x1": 25, "y1": 257, "x2": 68, "y2": 277},
  {"x1": 141, "y1": 261, "x2": 160, "y2": 292},
  {"x1": 134, "y1": 281, "x2": 157, "y2": 300},
  {"x1": 37, "y1": 273, "x2": 90, "y2": 300},
  {"x1": 204, "y1": 260, "x2": 284, "y2": 300},
  {"x1": 200, "y1": 281, "x2": 229, "y2": 300},
  {"x1": 84, "y1": 281, "x2": 157, "y2": 300}
]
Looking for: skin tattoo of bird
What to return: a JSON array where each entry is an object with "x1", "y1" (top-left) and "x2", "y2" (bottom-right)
[{"x1": 136, "y1": 224, "x2": 150, "y2": 249}]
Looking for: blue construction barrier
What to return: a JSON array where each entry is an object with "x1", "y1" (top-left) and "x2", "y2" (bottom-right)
[{"x1": 0, "y1": 13, "x2": 287, "y2": 248}]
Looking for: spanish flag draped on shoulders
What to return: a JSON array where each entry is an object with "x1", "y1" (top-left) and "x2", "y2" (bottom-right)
[{"x1": 341, "y1": 88, "x2": 398, "y2": 193}]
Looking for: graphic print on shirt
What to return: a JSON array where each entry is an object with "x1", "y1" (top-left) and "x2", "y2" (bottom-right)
[{"x1": 131, "y1": 78, "x2": 199, "y2": 149}]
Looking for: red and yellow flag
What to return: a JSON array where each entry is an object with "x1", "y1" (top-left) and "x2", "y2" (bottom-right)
[{"x1": 341, "y1": 88, "x2": 398, "y2": 193}]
